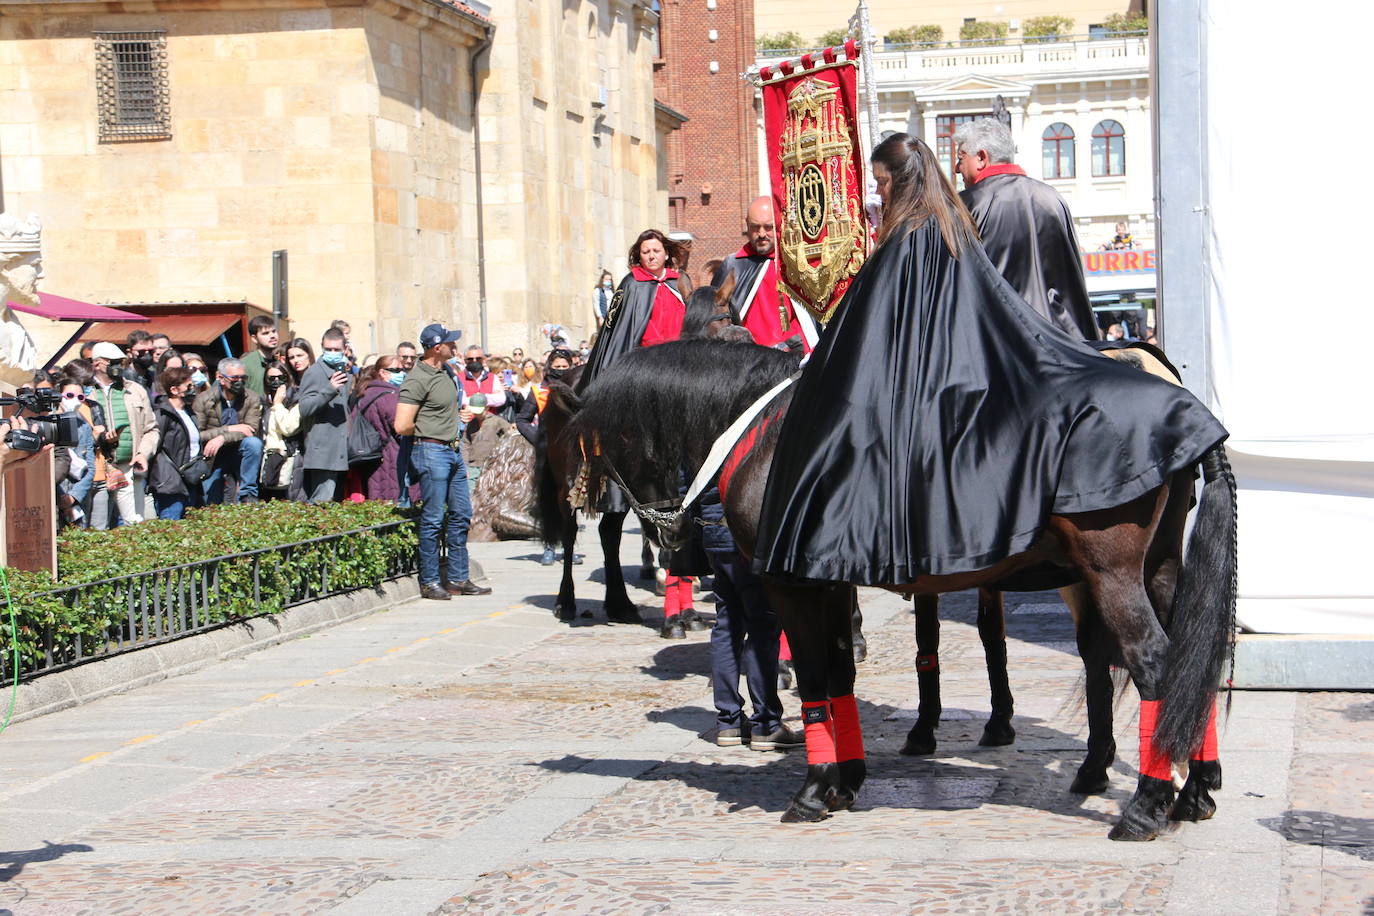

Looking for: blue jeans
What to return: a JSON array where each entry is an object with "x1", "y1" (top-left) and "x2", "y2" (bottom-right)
[
  {"x1": 709, "y1": 551, "x2": 783, "y2": 734},
  {"x1": 202, "y1": 436, "x2": 263, "y2": 504},
  {"x1": 154, "y1": 488, "x2": 203, "y2": 520},
  {"x1": 412, "y1": 441, "x2": 472, "y2": 586}
]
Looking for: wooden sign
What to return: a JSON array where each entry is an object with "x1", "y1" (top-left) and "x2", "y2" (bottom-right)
[{"x1": 2, "y1": 446, "x2": 56, "y2": 577}]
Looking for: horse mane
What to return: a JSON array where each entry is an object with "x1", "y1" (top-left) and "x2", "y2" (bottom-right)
[{"x1": 566, "y1": 338, "x2": 798, "y2": 470}]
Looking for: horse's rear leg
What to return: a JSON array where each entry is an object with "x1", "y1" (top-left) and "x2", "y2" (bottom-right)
[
  {"x1": 555, "y1": 507, "x2": 578, "y2": 623},
  {"x1": 1051, "y1": 493, "x2": 1175, "y2": 842},
  {"x1": 600, "y1": 512, "x2": 641, "y2": 624},
  {"x1": 769, "y1": 581, "x2": 855, "y2": 823},
  {"x1": 826, "y1": 585, "x2": 866, "y2": 811},
  {"x1": 902, "y1": 594, "x2": 941, "y2": 756},
  {"x1": 1065, "y1": 583, "x2": 1118, "y2": 795},
  {"x1": 977, "y1": 588, "x2": 1016, "y2": 747}
]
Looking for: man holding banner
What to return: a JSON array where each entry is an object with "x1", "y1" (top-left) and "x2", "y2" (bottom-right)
[{"x1": 712, "y1": 197, "x2": 818, "y2": 352}]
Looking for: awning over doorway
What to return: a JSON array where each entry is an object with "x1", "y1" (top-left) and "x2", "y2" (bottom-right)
[
  {"x1": 78, "y1": 311, "x2": 241, "y2": 346},
  {"x1": 7, "y1": 292, "x2": 145, "y2": 323}
]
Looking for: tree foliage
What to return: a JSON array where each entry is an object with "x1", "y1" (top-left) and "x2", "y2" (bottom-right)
[
  {"x1": 1023, "y1": 15, "x2": 1074, "y2": 42},
  {"x1": 886, "y1": 24, "x2": 943, "y2": 45},
  {"x1": 816, "y1": 27, "x2": 850, "y2": 48},
  {"x1": 1102, "y1": 12, "x2": 1149, "y2": 35},
  {"x1": 756, "y1": 31, "x2": 805, "y2": 51},
  {"x1": 959, "y1": 20, "x2": 1009, "y2": 45}
]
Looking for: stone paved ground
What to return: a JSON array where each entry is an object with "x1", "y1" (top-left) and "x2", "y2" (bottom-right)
[{"x1": 1, "y1": 530, "x2": 1371, "y2": 915}]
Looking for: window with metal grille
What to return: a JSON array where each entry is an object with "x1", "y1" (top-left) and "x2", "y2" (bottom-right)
[{"x1": 95, "y1": 31, "x2": 171, "y2": 142}]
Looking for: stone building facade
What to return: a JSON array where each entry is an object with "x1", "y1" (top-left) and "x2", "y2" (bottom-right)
[
  {"x1": 653, "y1": 0, "x2": 759, "y2": 270},
  {"x1": 0, "y1": 0, "x2": 666, "y2": 358}
]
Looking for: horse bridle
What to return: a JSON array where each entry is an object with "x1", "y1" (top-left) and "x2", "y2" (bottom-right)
[{"x1": 596, "y1": 457, "x2": 690, "y2": 529}]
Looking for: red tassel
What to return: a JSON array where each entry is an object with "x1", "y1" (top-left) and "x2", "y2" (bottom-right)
[
  {"x1": 830, "y1": 693, "x2": 864, "y2": 762},
  {"x1": 801, "y1": 701, "x2": 836, "y2": 765},
  {"x1": 1137, "y1": 699, "x2": 1172, "y2": 780},
  {"x1": 1197, "y1": 701, "x2": 1219, "y2": 762}
]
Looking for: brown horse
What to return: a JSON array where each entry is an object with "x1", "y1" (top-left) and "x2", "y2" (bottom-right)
[{"x1": 566, "y1": 338, "x2": 1235, "y2": 842}]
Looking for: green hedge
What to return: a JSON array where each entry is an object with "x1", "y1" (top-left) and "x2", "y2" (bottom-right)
[{"x1": 0, "y1": 500, "x2": 417, "y2": 679}]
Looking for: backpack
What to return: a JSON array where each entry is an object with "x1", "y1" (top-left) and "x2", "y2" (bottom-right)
[{"x1": 347, "y1": 391, "x2": 387, "y2": 466}]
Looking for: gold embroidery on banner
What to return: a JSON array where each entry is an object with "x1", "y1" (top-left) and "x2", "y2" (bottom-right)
[{"x1": 777, "y1": 76, "x2": 867, "y2": 324}]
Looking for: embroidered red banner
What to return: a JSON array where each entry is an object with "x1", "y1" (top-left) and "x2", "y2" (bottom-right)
[{"x1": 761, "y1": 41, "x2": 870, "y2": 325}]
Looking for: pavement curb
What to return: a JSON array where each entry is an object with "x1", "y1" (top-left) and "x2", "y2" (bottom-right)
[{"x1": 7, "y1": 577, "x2": 421, "y2": 726}]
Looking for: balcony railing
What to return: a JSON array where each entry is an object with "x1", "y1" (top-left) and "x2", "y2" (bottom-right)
[{"x1": 758, "y1": 33, "x2": 1150, "y2": 83}]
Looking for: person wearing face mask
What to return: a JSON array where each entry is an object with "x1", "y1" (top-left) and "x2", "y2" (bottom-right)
[
  {"x1": 87, "y1": 341, "x2": 158, "y2": 527},
  {"x1": 148, "y1": 367, "x2": 206, "y2": 520},
  {"x1": 353, "y1": 355, "x2": 414, "y2": 502},
  {"x1": 191, "y1": 356, "x2": 264, "y2": 505},
  {"x1": 297, "y1": 327, "x2": 352, "y2": 503},
  {"x1": 515, "y1": 349, "x2": 573, "y2": 565},
  {"x1": 54, "y1": 376, "x2": 96, "y2": 527},
  {"x1": 457, "y1": 345, "x2": 506, "y2": 423},
  {"x1": 260, "y1": 359, "x2": 304, "y2": 501},
  {"x1": 123, "y1": 330, "x2": 159, "y2": 391},
  {"x1": 183, "y1": 355, "x2": 211, "y2": 395},
  {"x1": 591, "y1": 269, "x2": 615, "y2": 331}
]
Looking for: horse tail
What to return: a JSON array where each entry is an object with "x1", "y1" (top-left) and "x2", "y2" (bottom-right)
[
  {"x1": 1155, "y1": 443, "x2": 1238, "y2": 761},
  {"x1": 535, "y1": 438, "x2": 562, "y2": 547},
  {"x1": 535, "y1": 380, "x2": 584, "y2": 547}
]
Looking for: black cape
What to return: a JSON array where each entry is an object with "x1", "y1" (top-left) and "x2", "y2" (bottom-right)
[
  {"x1": 578, "y1": 272, "x2": 685, "y2": 393},
  {"x1": 753, "y1": 220, "x2": 1227, "y2": 584},
  {"x1": 960, "y1": 172, "x2": 1099, "y2": 340}
]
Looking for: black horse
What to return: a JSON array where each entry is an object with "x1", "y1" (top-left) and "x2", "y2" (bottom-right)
[{"x1": 566, "y1": 339, "x2": 1234, "y2": 842}]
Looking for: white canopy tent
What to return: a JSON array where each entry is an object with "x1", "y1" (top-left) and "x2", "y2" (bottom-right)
[{"x1": 1156, "y1": 0, "x2": 1374, "y2": 635}]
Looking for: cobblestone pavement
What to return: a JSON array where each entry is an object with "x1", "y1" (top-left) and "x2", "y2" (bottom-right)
[{"x1": 1, "y1": 531, "x2": 1371, "y2": 914}]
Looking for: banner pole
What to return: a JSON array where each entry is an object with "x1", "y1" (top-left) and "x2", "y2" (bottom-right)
[{"x1": 849, "y1": 0, "x2": 880, "y2": 156}]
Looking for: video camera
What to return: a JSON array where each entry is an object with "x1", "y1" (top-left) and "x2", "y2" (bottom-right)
[{"x1": 1, "y1": 388, "x2": 81, "y2": 453}]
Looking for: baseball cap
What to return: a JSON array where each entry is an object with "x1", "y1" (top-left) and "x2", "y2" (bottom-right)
[
  {"x1": 91, "y1": 342, "x2": 126, "y2": 361},
  {"x1": 419, "y1": 323, "x2": 462, "y2": 350}
]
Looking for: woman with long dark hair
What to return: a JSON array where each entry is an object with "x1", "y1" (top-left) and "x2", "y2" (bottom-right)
[
  {"x1": 284, "y1": 338, "x2": 314, "y2": 387},
  {"x1": 754, "y1": 133, "x2": 1223, "y2": 586},
  {"x1": 577, "y1": 229, "x2": 692, "y2": 392}
]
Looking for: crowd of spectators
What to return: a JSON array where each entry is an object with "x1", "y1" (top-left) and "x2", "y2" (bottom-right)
[{"x1": 8, "y1": 317, "x2": 585, "y2": 532}]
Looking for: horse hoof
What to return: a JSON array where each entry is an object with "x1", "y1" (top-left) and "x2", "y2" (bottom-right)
[
  {"x1": 607, "y1": 606, "x2": 643, "y2": 625},
  {"x1": 825, "y1": 786, "x2": 857, "y2": 812},
  {"x1": 978, "y1": 718, "x2": 1016, "y2": 747},
  {"x1": 555, "y1": 605, "x2": 577, "y2": 623},
  {"x1": 1169, "y1": 791, "x2": 1216, "y2": 822},
  {"x1": 1070, "y1": 770, "x2": 1111, "y2": 795},
  {"x1": 680, "y1": 608, "x2": 710, "y2": 631},
  {"x1": 1107, "y1": 821, "x2": 1160, "y2": 842},
  {"x1": 780, "y1": 802, "x2": 830, "y2": 823},
  {"x1": 852, "y1": 641, "x2": 868, "y2": 664},
  {"x1": 659, "y1": 615, "x2": 686, "y2": 639},
  {"x1": 900, "y1": 733, "x2": 936, "y2": 756}
]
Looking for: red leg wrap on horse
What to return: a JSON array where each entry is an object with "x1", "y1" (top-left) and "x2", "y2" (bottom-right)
[
  {"x1": 915, "y1": 653, "x2": 938, "y2": 673},
  {"x1": 830, "y1": 693, "x2": 864, "y2": 762},
  {"x1": 1137, "y1": 699, "x2": 1172, "y2": 781},
  {"x1": 779, "y1": 632, "x2": 792, "y2": 661},
  {"x1": 664, "y1": 575, "x2": 681, "y2": 616},
  {"x1": 1198, "y1": 701, "x2": 1219, "y2": 761},
  {"x1": 801, "y1": 701, "x2": 837, "y2": 765},
  {"x1": 678, "y1": 577, "x2": 694, "y2": 610}
]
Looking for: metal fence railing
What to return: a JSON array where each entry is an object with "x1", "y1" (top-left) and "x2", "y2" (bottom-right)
[{"x1": 11, "y1": 520, "x2": 418, "y2": 682}]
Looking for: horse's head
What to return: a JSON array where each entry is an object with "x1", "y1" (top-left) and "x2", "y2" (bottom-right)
[{"x1": 681, "y1": 273, "x2": 738, "y2": 340}]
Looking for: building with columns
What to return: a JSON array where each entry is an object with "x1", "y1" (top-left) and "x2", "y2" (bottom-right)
[{"x1": 0, "y1": 0, "x2": 667, "y2": 361}]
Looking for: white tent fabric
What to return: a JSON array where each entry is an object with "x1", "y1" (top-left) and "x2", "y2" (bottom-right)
[{"x1": 1203, "y1": 1, "x2": 1374, "y2": 632}]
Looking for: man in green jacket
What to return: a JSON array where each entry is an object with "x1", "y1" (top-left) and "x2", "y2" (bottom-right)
[{"x1": 240, "y1": 315, "x2": 279, "y2": 396}]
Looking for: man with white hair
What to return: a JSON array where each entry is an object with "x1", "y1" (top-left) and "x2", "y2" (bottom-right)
[{"x1": 953, "y1": 118, "x2": 1099, "y2": 340}]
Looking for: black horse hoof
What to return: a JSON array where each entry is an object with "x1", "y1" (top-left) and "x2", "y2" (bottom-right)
[
  {"x1": 900, "y1": 728, "x2": 936, "y2": 757},
  {"x1": 852, "y1": 640, "x2": 868, "y2": 664},
  {"x1": 680, "y1": 607, "x2": 710, "y2": 631},
  {"x1": 660, "y1": 615, "x2": 686, "y2": 639},
  {"x1": 1109, "y1": 775, "x2": 1174, "y2": 842},
  {"x1": 1171, "y1": 759, "x2": 1221, "y2": 822},
  {"x1": 780, "y1": 801, "x2": 830, "y2": 823},
  {"x1": 606, "y1": 605, "x2": 643, "y2": 625},
  {"x1": 1070, "y1": 769, "x2": 1111, "y2": 795},
  {"x1": 978, "y1": 717, "x2": 1016, "y2": 747},
  {"x1": 825, "y1": 786, "x2": 857, "y2": 812}
]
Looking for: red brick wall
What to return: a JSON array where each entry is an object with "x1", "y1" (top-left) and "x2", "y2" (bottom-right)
[{"x1": 654, "y1": 0, "x2": 759, "y2": 274}]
